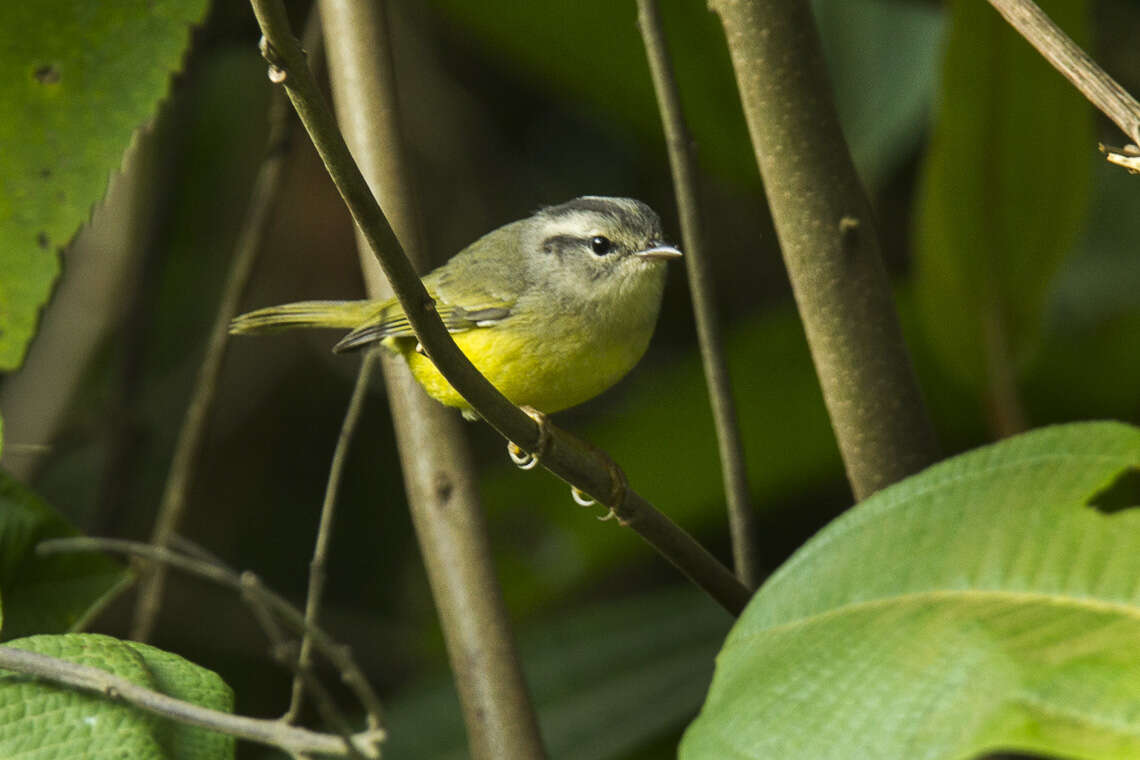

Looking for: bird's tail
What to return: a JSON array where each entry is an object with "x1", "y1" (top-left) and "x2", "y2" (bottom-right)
[{"x1": 229, "y1": 300, "x2": 378, "y2": 335}]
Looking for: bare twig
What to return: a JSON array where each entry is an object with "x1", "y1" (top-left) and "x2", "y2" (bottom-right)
[
  {"x1": 0, "y1": 645, "x2": 384, "y2": 758},
  {"x1": 1102, "y1": 143, "x2": 1140, "y2": 173},
  {"x1": 637, "y1": 0, "x2": 759, "y2": 588},
  {"x1": 248, "y1": 0, "x2": 750, "y2": 615},
  {"x1": 315, "y1": 1, "x2": 547, "y2": 757},
  {"x1": 238, "y1": 574, "x2": 366, "y2": 760},
  {"x1": 710, "y1": 0, "x2": 939, "y2": 500},
  {"x1": 286, "y1": 349, "x2": 378, "y2": 723},
  {"x1": 130, "y1": 13, "x2": 324, "y2": 642},
  {"x1": 988, "y1": 0, "x2": 1140, "y2": 147},
  {"x1": 39, "y1": 537, "x2": 385, "y2": 729}
]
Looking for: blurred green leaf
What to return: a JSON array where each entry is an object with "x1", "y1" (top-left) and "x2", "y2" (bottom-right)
[
  {"x1": 428, "y1": 0, "x2": 941, "y2": 189},
  {"x1": 1047, "y1": 160, "x2": 1140, "y2": 333},
  {"x1": 913, "y1": 0, "x2": 1093, "y2": 388},
  {"x1": 0, "y1": 0, "x2": 209, "y2": 370},
  {"x1": 0, "y1": 470, "x2": 129, "y2": 641},
  {"x1": 0, "y1": 633, "x2": 234, "y2": 759},
  {"x1": 386, "y1": 587, "x2": 731, "y2": 760},
  {"x1": 681, "y1": 422, "x2": 1140, "y2": 759},
  {"x1": 813, "y1": 0, "x2": 943, "y2": 188},
  {"x1": 1027, "y1": 159, "x2": 1140, "y2": 422}
]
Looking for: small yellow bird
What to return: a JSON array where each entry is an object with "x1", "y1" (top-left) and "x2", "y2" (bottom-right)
[{"x1": 230, "y1": 196, "x2": 681, "y2": 419}]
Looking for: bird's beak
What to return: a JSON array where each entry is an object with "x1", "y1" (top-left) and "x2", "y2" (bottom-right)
[{"x1": 635, "y1": 244, "x2": 683, "y2": 261}]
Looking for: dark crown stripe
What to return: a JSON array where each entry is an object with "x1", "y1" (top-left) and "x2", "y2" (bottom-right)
[
  {"x1": 542, "y1": 197, "x2": 631, "y2": 219},
  {"x1": 539, "y1": 197, "x2": 660, "y2": 240}
]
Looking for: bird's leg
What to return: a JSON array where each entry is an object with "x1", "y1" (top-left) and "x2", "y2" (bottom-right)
[{"x1": 507, "y1": 406, "x2": 551, "y2": 471}]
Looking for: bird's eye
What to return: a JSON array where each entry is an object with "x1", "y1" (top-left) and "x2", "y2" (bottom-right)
[{"x1": 590, "y1": 236, "x2": 613, "y2": 255}]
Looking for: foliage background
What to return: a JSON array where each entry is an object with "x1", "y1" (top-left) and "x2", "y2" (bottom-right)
[{"x1": 2, "y1": 0, "x2": 1140, "y2": 757}]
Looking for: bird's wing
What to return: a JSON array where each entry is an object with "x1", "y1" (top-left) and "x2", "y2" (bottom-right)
[
  {"x1": 332, "y1": 286, "x2": 516, "y2": 353},
  {"x1": 333, "y1": 223, "x2": 529, "y2": 353}
]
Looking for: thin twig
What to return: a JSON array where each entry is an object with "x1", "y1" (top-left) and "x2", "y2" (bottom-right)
[
  {"x1": 0, "y1": 645, "x2": 384, "y2": 758},
  {"x1": 637, "y1": 0, "x2": 760, "y2": 588},
  {"x1": 39, "y1": 537, "x2": 385, "y2": 728},
  {"x1": 987, "y1": 0, "x2": 1140, "y2": 147},
  {"x1": 239, "y1": 574, "x2": 366, "y2": 760},
  {"x1": 249, "y1": 0, "x2": 751, "y2": 617},
  {"x1": 287, "y1": 350, "x2": 378, "y2": 723},
  {"x1": 130, "y1": 13, "x2": 323, "y2": 642}
]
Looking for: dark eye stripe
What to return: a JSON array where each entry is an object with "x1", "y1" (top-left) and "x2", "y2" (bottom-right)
[{"x1": 541, "y1": 234, "x2": 603, "y2": 257}]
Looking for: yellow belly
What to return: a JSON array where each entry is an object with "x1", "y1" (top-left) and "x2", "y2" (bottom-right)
[{"x1": 390, "y1": 322, "x2": 651, "y2": 416}]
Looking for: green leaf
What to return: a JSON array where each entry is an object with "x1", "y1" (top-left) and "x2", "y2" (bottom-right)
[
  {"x1": 913, "y1": 0, "x2": 1093, "y2": 388},
  {"x1": 0, "y1": 0, "x2": 209, "y2": 370},
  {"x1": 681, "y1": 421, "x2": 1140, "y2": 759},
  {"x1": 0, "y1": 633, "x2": 234, "y2": 759},
  {"x1": 0, "y1": 470, "x2": 130, "y2": 640}
]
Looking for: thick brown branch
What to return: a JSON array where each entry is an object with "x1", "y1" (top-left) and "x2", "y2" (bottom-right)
[{"x1": 710, "y1": 0, "x2": 939, "y2": 500}]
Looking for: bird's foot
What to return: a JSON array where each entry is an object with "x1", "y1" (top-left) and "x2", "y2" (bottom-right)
[
  {"x1": 507, "y1": 406, "x2": 550, "y2": 471},
  {"x1": 570, "y1": 457, "x2": 628, "y2": 524}
]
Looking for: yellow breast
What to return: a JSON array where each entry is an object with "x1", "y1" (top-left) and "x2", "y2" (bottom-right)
[{"x1": 391, "y1": 320, "x2": 653, "y2": 416}]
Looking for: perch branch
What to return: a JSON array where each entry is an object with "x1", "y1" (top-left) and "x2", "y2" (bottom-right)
[{"x1": 248, "y1": 0, "x2": 750, "y2": 615}]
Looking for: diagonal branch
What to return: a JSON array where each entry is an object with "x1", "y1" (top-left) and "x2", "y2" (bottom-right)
[
  {"x1": 987, "y1": 0, "x2": 1140, "y2": 147},
  {"x1": 248, "y1": 0, "x2": 751, "y2": 616}
]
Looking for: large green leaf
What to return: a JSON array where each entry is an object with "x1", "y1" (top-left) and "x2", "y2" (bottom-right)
[
  {"x1": 0, "y1": 0, "x2": 209, "y2": 370},
  {"x1": 913, "y1": 0, "x2": 1093, "y2": 389},
  {"x1": 681, "y1": 421, "x2": 1140, "y2": 759},
  {"x1": 0, "y1": 470, "x2": 130, "y2": 640},
  {"x1": 0, "y1": 633, "x2": 233, "y2": 759}
]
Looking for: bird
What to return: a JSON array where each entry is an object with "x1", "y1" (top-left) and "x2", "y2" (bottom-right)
[{"x1": 230, "y1": 196, "x2": 682, "y2": 420}]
